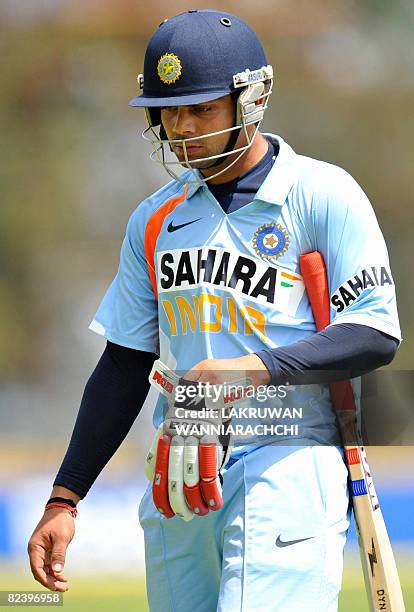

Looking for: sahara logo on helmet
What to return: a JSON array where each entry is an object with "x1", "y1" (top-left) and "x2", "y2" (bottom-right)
[{"x1": 157, "y1": 53, "x2": 182, "y2": 84}]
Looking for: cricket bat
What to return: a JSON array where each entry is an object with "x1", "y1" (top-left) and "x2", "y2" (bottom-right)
[{"x1": 300, "y1": 250, "x2": 405, "y2": 612}]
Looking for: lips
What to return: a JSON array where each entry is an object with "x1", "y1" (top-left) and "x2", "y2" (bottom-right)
[{"x1": 175, "y1": 145, "x2": 203, "y2": 155}]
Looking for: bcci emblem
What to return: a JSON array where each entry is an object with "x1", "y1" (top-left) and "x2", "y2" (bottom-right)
[
  {"x1": 253, "y1": 223, "x2": 290, "y2": 261},
  {"x1": 157, "y1": 53, "x2": 182, "y2": 84}
]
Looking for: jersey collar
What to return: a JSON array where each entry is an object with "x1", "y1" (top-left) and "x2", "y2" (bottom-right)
[
  {"x1": 184, "y1": 133, "x2": 298, "y2": 206},
  {"x1": 254, "y1": 134, "x2": 298, "y2": 206}
]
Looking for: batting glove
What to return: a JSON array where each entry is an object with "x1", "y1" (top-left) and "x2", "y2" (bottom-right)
[{"x1": 145, "y1": 360, "x2": 234, "y2": 521}]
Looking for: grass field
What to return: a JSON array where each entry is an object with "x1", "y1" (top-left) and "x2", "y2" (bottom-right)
[{"x1": 1, "y1": 561, "x2": 413, "y2": 610}]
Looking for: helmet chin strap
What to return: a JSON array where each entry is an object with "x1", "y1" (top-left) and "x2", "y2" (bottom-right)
[{"x1": 159, "y1": 122, "x2": 168, "y2": 142}]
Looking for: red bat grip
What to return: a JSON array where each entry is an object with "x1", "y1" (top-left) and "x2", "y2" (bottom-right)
[
  {"x1": 299, "y1": 251, "x2": 330, "y2": 331},
  {"x1": 299, "y1": 251, "x2": 356, "y2": 412}
]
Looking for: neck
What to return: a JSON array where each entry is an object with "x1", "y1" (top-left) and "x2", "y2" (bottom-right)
[{"x1": 201, "y1": 131, "x2": 269, "y2": 185}]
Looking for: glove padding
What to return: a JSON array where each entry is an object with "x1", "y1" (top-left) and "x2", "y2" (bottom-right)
[
  {"x1": 145, "y1": 405, "x2": 232, "y2": 521},
  {"x1": 145, "y1": 361, "x2": 233, "y2": 521}
]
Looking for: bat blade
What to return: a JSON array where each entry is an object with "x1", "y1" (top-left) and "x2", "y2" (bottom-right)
[
  {"x1": 347, "y1": 445, "x2": 405, "y2": 611},
  {"x1": 300, "y1": 251, "x2": 405, "y2": 612}
]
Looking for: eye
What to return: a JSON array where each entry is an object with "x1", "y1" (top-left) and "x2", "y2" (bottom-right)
[{"x1": 195, "y1": 105, "x2": 213, "y2": 113}]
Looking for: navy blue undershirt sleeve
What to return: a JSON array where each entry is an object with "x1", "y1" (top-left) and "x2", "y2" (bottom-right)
[
  {"x1": 256, "y1": 323, "x2": 398, "y2": 386},
  {"x1": 53, "y1": 341, "x2": 156, "y2": 499}
]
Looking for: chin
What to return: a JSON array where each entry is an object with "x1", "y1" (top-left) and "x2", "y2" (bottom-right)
[{"x1": 178, "y1": 158, "x2": 213, "y2": 170}]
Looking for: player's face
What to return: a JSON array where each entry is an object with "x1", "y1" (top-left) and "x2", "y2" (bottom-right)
[{"x1": 160, "y1": 95, "x2": 236, "y2": 170}]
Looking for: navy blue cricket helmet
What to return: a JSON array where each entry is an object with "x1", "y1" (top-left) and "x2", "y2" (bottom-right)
[{"x1": 130, "y1": 9, "x2": 274, "y2": 182}]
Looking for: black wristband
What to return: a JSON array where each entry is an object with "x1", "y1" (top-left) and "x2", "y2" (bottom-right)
[{"x1": 47, "y1": 496, "x2": 77, "y2": 508}]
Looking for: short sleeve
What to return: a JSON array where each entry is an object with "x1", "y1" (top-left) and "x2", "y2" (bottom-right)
[
  {"x1": 89, "y1": 207, "x2": 159, "y2": 352},
  {"x1": 310, "y1": 165, "x2": 401, "y2": 341}
]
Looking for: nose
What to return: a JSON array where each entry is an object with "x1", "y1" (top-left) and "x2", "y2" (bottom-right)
[{"x1": 172, "y1": 107, "x2": 196, "y2": 137}]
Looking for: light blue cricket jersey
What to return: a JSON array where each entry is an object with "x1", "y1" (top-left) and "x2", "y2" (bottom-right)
[{"x1": 89, "y1": 134, "x2": 401, "y2": 447}]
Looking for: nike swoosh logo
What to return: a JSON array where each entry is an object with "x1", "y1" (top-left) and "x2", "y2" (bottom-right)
[
  {"x1": 275, "y1": 535, "x2": 314, "y2": 548},
  {"x1": 167, "y1": 218, "x2": 202, "y2": 232}
]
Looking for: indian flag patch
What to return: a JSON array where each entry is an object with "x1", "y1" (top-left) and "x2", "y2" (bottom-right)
[{"x1": 276, "y1": 269, "x2": 305, "y2": 314}]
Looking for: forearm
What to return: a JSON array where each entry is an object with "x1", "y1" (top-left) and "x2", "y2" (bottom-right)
[
  {"x1": 53, "y1": 341, "x2": 157, "y2": 499},
  {"x1": 256, "y1": 323, "x2": 398, "y2": 386}
]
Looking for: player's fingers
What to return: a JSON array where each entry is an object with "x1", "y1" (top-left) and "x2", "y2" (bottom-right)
[
  {"x1": 180, "y1": 368, "x2": 203, "y2": 382},
  {"x1": 168, "y1": 437, "x2": 194, "y2": 521},
  {"x1": 50, "y1": 535, "x2": 69, "y2": 578},
  {"x1": 199, "y1": 438, "x2": 224, "y2": 511},
  {"x1": 144, "y1": 425, "x2": 163, "y2": 481},
  {"x1": 49, "y1": 569, "x2": 69, "y2": 583},
  {"x1": 28, "y1": 540, "x2": 50, "y2": 587},
  {"x1": 46, "y1": 551, "x2": 69, "y2": 584},
  {"x1": 37, "y1": 568, "x2": 67, "y2": 592},
  {"x1": 152, "y1": 434, "x2": 175, "y2": 518},
  {"x1": 44, "y1": 550, "x2": 68, "y2": 583},
  {"x1": 183, "y1": 437, "x2": 209, "y2": 516},
  {"x1": 28, "y1": 541, "x2": 68, "y2": 592}
]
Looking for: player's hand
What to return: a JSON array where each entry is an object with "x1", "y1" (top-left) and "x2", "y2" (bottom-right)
[
  {"x1": 146, "y1": 362, "x2": 235, "y2": 521},
  {"x1": 28, "y1": 508, "x2": 75, "y2": 592},
  {"x1": 145, "y1": 402, "x2": 232, "y2": 521},
  {"x1": 185, "y1": 354, "x2": 271, "y2": 387}
]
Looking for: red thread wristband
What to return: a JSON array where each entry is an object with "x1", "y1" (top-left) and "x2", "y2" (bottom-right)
[{"x1": 45, "y1": 502, "x2": 78, "y2": 518}]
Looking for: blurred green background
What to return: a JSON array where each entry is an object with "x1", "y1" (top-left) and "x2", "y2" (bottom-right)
[{"x1": 0, "y1": 1, "x2": 413, "y2": 610}]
